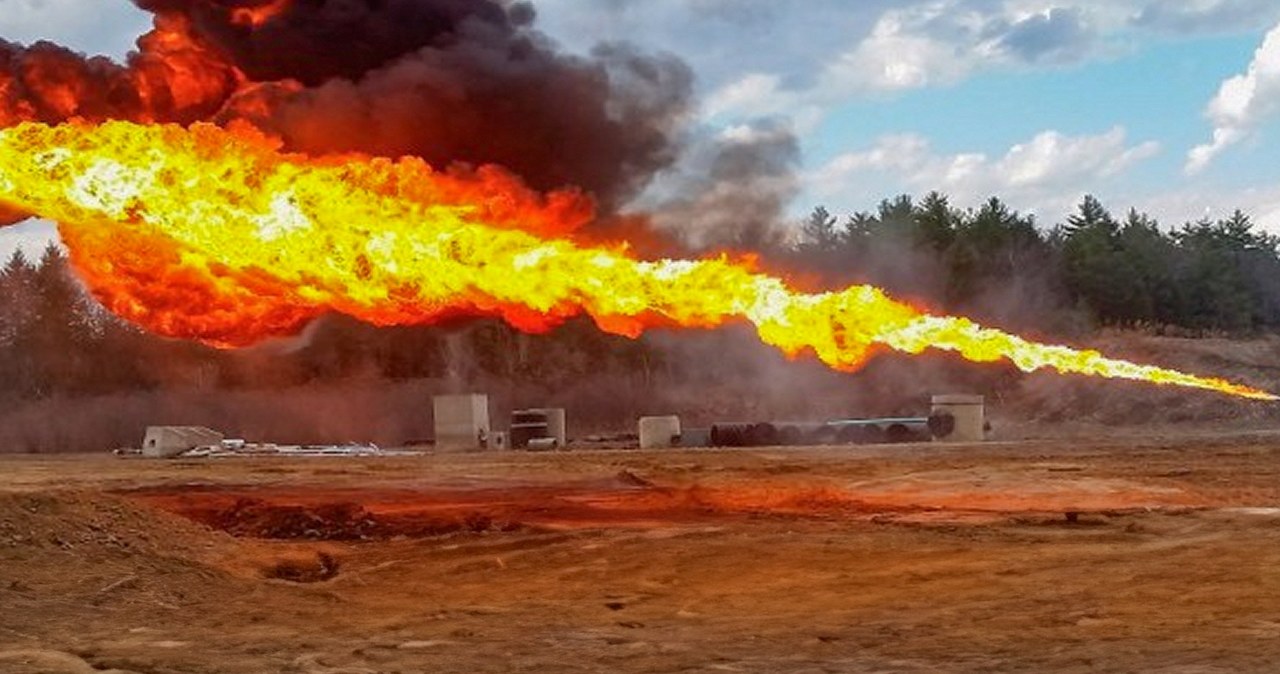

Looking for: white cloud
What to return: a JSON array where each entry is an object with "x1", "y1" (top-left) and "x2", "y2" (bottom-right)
[
  {"x1": 533, "y1": 0, "x2": 896, "y2": 114},
  {"x1": 0, "y1": 219, "x2": 60, "y2": 261},
  {"x1": 699, "y1": 1, "x2": 1280, "y2": 127},
  {"x1": 808, "y1": 126, "x2": 1160, "y2": 219},
  {"x1": 1186, "y1": 21, "x2": 1280, "y2": 174},
  {"x1": 0, "y1": 0, "x2": 150, "y2": 58},
  {"x1": 703, "y1": 73, "x2": 790, "y2": 117},
  {"x1": 817, "y1": 9, "x2": 991, "y2": 95},
  {"x1": 1128, "y1": 181, "x2": 1280, "y2": 234},
  {"x1": 568, "y1": 1, "x2": 1108, "y2": 122},
  {"x1": 1000, "y1": 127, "x2": 1160, "y2": 184},
  {"x1": 707, "y1": 2, "x2": 1111, "y2": 116},
  {"x1": 1132, "y1": 0, "x2": 1280, "y2": 34}
]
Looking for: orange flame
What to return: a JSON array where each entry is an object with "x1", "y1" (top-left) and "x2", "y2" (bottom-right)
[{"x1": 0, "y1": 120, "x2": 1273, "y2": 400}]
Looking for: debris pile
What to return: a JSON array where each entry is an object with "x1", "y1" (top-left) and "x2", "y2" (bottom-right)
[{"x1": 119, "y1": 434, "x2": 413, "y2": 459}]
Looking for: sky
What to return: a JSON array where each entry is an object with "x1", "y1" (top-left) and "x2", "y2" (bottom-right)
[{"x1": 4, "y1": 0, "x2": 1280, "y2": 257}]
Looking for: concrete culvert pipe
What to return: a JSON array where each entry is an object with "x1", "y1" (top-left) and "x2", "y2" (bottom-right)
[
  {"x1": 749, "y1": 422, "x2": 780, "y2": 446},
  {"x1": 927, "y1": 412, "x2": 956, "y2": 439},
  {"x1": 710, "y1": 422, "x2": 781, "y2": 447},
  {"x1": 885, "y1": 424, "x2": 912, "y2": 443},
  {"x1": 709, "y1": 423, "x2": 744, "y2": 447}
]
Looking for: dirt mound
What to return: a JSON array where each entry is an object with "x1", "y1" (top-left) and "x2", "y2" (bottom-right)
[
  {"x1": 0, "y1": 491, "x2": 230, "y2": 559},
  {"x1": 1000, "y1": 333, "x2": 1280, "y2": 434},
  {"x1": 0, "y1": 491, "x2": 256, "y2": 644}
]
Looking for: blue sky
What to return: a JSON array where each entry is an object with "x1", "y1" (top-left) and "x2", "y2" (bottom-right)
[{"x1": 4, "y1": 0, "x2": 1280, "y2": 257}]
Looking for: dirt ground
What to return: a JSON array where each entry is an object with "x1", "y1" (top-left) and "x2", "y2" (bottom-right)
[{"x1": 3, "y1": 434, "x2": 1280, "y2": 673}]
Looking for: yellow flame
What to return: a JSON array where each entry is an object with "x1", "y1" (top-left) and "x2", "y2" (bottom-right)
[{"x1": 0, "y1": 120, "x2": 1273, "y2": 400}]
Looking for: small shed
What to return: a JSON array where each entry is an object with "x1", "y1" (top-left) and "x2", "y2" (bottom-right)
[{"x1": 142, "y1": 426, "x2": 224, "y2": 458}]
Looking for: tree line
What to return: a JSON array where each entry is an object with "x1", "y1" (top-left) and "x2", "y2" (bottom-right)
[
  {"x1": 0, "y1": 244, "x2": 652, "y2": 403},
  {"x1": 2, "y1": 191, "x2": 1278, "y2": 403},
  {"x1": 793, "y1": 193, "x2": 1280, "y2": 334}
]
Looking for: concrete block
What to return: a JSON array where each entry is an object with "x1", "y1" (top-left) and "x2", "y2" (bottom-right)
[
  {"x1": 433, "y1": 394, "x2": 490, "y2": 451},
  {"x1": 931, "y1": 394, "x2": 985, "y2": 443},
  {"x1": 639, "y1": 416, "x2": 681, "y2": 449}
]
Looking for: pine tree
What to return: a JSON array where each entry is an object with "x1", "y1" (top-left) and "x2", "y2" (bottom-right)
[
  {"x1": 1061, "y1": 195, "x2": 1134, "y2": 324},
  {"x1": 28, "y1": 244, "x2": 94, "y2": 394},
  {"x1": 0, "y1": 249, "x2": 40, "y2": 399},
  {"x1": 0, "y1": 249, "x2": 37, "y2": 347},
  {"x1": 1063, "y1": 194, "x2": 1117, "y2": 236},
  {"x1": 944, "y1": 197, "x2": 1044, "y2": 306},
  {"x1": 1114, "y1": 209, "x2": 1175, "y2": 325},
  {"x1": 913, "y1": 191, "x2": 959, "y2": 252},
  {"x1": 799, "y1": 206, "x2": 839, "y2": 251}
]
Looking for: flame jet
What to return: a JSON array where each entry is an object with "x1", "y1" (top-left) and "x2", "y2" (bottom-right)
[{"x1": 0, "y1": 120, "x2": 1273, "y2": 401}]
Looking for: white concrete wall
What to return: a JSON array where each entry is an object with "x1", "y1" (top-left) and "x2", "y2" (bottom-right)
[{"x1": 433, "y1": 394, "x2": 490, "y2": 451}]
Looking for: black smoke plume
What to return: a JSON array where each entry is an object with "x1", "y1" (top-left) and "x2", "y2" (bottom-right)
[{"x1": 151, "y1": 0, "x2": 695, "y2": 209}]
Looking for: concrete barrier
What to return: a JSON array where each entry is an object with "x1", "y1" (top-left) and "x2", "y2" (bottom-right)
[{"x1": 639, "y1": 416, "x2": 681, "y2": 449}]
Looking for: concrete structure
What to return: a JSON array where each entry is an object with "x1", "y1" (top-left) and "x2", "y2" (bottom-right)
[
  {"x1": 639, "y1": 416, "x2": 681, "y2": 449},
  {"x1": 508, "y1": 408, "x2": 567, "y2": 449},
  {"x1": 433, "y1": 394, "x2": 491, "y2": 451},
  {"x1": 930, "y1": 394, "x2": 985, "y2": 443},
  {"x1": 142, "y1": 426, "x2": 224, "y2": 458},
  {"x1": 510, "y1": 409, "x2": 550, "y2": 449},
  {"x1": 531, "y1": 408, "x2": 567, "y2": 448}
]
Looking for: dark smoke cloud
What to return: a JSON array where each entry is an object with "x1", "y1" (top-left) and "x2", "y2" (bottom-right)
[
  {"x1": 135, "y1": 0, "x2": 527, "y2": 86},
  {"x1": 136, "y1": 0, "x2": 694, "y2": 210},
  {"x1": 223, "y1": 38, "x2": 693, "y2": 209}
]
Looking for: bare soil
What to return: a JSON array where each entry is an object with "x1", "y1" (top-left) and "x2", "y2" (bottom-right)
[{"x1": 3, "y1": 434, "x2": 1280, "y2": 672}]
